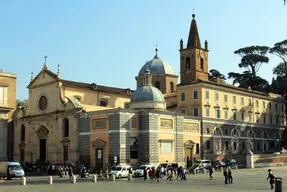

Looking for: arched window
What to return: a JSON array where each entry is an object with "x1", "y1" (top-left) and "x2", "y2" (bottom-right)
[
  {"x1": 200, "y1": 58, "x2": 204, "y2": 69},
  {"x1": 186, "y1": 57, "x2": 190, "y2": 69},
  {"x1": 62, "y1": 118, "x2": 69, "y2": 137},
  {"x1": 231, "y1": 129, "x2": 240, "y2": 137},
  {"x1": 170, "y1": 82, "x2": 174, "y2": 92},
  {"x1": 214, "y1": 128, "x2": 222, "y2": 136},
  {"x1": 100, "y1": 99, "x2": 108, "y2": 107},
  {"x1": 20, "y1": 125, "x2": 25, "y2": 142},
  {"x1": 247, "y1": 130, "x2": 255, "y2": 138},
  {"x1": 262, "y1": 131, "x2": 269, "y2": 139},
  {"x1": 155, "y1": 81, "x2": 161, "y2": 90}
]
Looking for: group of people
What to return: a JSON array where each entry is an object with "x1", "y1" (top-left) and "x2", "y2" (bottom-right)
[
  {"x1": 143, "y1": 166, "x2": 187, "y2": 182},
  {"x1": 223, "y1": 167, "x2": 233, "y2": 184}
]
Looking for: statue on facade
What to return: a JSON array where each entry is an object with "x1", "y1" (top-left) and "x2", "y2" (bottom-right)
[{"x1": 245, "y1": 140, "x2": 253, "y2": 155}]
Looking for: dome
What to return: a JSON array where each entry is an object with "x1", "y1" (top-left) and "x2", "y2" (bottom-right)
[
  {"x1": 138, "y1": 49, "x2": 176, "y2": 76},
  {"x1": 130, "y1": 85, "x2": 166, "y2": 110}
]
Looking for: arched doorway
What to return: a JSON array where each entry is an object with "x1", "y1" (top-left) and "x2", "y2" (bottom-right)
[{"x1": 185, "y1": 140, "x2": 195, "y2": 168}]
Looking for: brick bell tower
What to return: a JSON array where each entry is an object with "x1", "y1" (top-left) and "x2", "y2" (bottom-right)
[{"x1": 180, "y1": 13, "x2": 209, "y2": 84}]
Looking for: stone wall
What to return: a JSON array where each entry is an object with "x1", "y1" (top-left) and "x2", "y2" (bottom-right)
[
  {"x1": 253, "y1": 154, "x2": 287, "y2": 167},
  {"x1": 77, "y1": 116, "x2": 90, "y2": 166}
]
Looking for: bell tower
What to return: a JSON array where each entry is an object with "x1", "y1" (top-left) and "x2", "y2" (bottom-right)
[{"x1": 180, "y1": 14, "x2": 209, "y2": 84}]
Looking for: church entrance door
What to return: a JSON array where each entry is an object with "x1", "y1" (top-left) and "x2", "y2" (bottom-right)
[
  {"x1": 95, "y1": 148, "x2": 104, "y2": 171},
  {"x1": 39, "y1": 139, "x2": 46, "y2": 162}
]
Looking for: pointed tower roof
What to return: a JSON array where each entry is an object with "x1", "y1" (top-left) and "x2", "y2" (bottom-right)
[{"x1": 187, "y1": 14, "x2": 201, "y2": 48}]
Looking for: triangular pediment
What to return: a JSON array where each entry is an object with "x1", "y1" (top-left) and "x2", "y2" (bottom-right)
[
  {"x1": 18, "y1": 141, "x2": 26, "y2": 147},
  {"x1": 61, "y1": 138, "x2": 70, "y2": 144},
  {"x1": 92, "y1": 139, "x2": 106, "y2": 146},
  {"x1": 185, "y1": 140, "x2": 195, "y2": 148},
  {"x1": 27, "y1": 69, "x2": 58, "y2": 89},
  {"x1": 35, "y1": 126, "x2": 49, "y2": 135}
]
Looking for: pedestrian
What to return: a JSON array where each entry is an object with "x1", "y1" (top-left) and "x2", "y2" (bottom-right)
[
  {"x1": 166, "y1": 168, "x2": 173, "y2": 181},
  {"x1": 143, "y1": 168, "x2": 147, "y2": 180},
  {"x1": 181, "y1": 167, "x2": 187, "y2": 180},
  {"x1": 177, "y1": 166, "x2": 182, "y2": 179},
  {"x1": 209, "y1": 166, "x2": 213, "y2": 179},
  {"x1": 6, "y1": 166, "x2": 11, "y2": 180},
  {"x1": 266, "y1": 169, "x2": 275, "y2": 189},
  {"x1": 223, "y1": 167, "x2": 228, "y2": 184},
  {"x1": 155, "y1": 168, "x2": 160, "y2": 182},
  {"x1": 228, "y1": 167, "x2": 233, "y2": 184}
]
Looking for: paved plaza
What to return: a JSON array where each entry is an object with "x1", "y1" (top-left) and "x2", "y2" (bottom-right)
[{"x1": 0, "y1": 167, "x2": 286, "y2": 192}]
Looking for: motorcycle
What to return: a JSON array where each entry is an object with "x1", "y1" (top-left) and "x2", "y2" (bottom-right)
[{"x1": 78, "y1": 167, "x2": 90, "y2": 179}]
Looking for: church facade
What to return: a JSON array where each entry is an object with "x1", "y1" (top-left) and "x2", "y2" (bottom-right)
[{"x1": 12, "y1": 14, "x2": 287, "y2": 169}]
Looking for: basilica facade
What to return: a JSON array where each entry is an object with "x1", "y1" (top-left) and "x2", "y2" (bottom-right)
[{"x1": 12, "y1": 14, "x2": 286, "y2": 169}]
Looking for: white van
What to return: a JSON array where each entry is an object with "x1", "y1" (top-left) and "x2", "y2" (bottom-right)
[
  {"x1": 195, "y1": 159, "x2": 212, "y2": 168},
  {"x1": 109, "y1": 165, "x2": 131, "y2": 178},
  {"x1": 0, "y1": 161, "x2": 25, "y2": 179},
  {"x1": 134, "y1": 165, "x2": 155, "y2": 177}
]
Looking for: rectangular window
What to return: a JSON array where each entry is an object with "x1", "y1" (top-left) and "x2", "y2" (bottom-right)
[
  {"x1": 215, "y1": 109, "x2": 220, "y2": 119},
  {"x1": 224, "y1": 94, "x2": 228, "y2": 103},
  {"x1": 0, "y1": 86, "x2": 8, "y2": 105},
  {"x1": 205, "y1": 107, "x2": 210, "y2": 117},
  {"x1": 92, "y1": 119, "x2": 108, "y2": 129},
  {"x1": 241, "y1": 112, "x2": 245, "y2": 121},
  {"x1": 263, "y1": 101, "x2": 266, "y2": 109},
  {"x1": 263, "y1": 115, "x2": 266, "y2": 123},
  {"x1": 233, "y1": 111, "x2": 236, "y2": 120},
  {"x1": 269, "y1": 102, "x2": 272, "y2": 109},
  {"x1": 225, "y1": 141, "x2": 229, "y2": 150},
  {"x1": 181, "y1": 92, "x2": 186, "y2": 101},
  {"x1": 224, "y1": 110, "x2": 228, "y2": 119},
  {"x1": 193, "y1": 108, "x2": 199, "y2": 116},
  {"x1": 63, "y1": 146, "x2": 69, "y2": 161},
  {"x1": 180, "y1": 108, "x2": 186, "y2": 114},
  {"x1": 257, "y1": 142, "x2": 260, "y2": 151},
  {"x1": 205, "y1": 90, "x2": 209, "y2": 100},
  {"x1": 256, "y1": 100, "x2": 259, "y2": 108},
  {"x1": 160, "y1": 141, "x2": 173, "y2": 153},
  {"x1": 131, "y1": 117, "x2": 137, "y2": 128},
  {"x1": 282, "y1": 117, "x2": 285, "y2": 125},
  {"x1": 206, "y1": 140, "x2": 210, "y2": 150},
  {"x1": 193, "y1": 91, "x2": 198, "y2": 100},
  {"x1": 256, "y1": 114, "x2": 259, "y2": 123},
  {"x1": 233, "y1": 142, "x2": 237, "y2": 151},
  {"x1": 196, "y1": 143, "x2": 200, "y2": 154},
  {"x1": 270, "y1": 117, "x2": 273, "y2": 124},
  {"x1": 242, "y1": 142, "x2": 245, "y2": 151},
  {"x1": 249, "y1": 98, "x2": 252, "y2": 107},
  {"x1": 248, "y1": 113, "x2": 252, "y2": 122},
  {"x1": 276, "y1": 116, "x2": 279, "y2": 124},
  {"x1": 233, "y1": 96, "x2": 236, "y2": 104},
  {"x1": 215, "y1": 92, "x2": 219, "y2": 102},
  {"x1": 241, "y1": 97, "x2": 244, "y2": 105}
]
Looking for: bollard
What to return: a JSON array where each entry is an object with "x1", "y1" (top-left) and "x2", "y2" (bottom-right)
[
  {"x1": 275, "y1": 177, "x2": 283, "y2": 192},
  {"x1": 111, "y1": 174, "x2": 115, "y2": 182},
  {"x1": 70, "y1": 175, "x2": 76, "y2": 184},
  {"x1": 47, "y1": 176, "x2": 53, "y2": 185},
  {"x1": 193, "y1": 169, "x2": 196, "y2": 175},
  {"x1": 128, "y1": 174, "x2": 132, "y2": 181},
  {"x1": 203, "y1": 168, "x2": 206, "y2": 174},
  {"x1": 20, "y1": 177, "x2": 26, "y2": 186},
  {"x1": 92, "y1": 175, "x2": 97, "y2": 183},
  {"x1": 220, "y1": 167, "x2": 223, "y2": 172}
]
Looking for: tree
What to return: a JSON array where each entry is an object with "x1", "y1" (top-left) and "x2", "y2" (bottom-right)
[
  {"x1": 234, "y1": 46, "x2": 269, "y2": 76},
  {"x1": 270, "y1": 39, "x2": 287, "y2": 77},
  {"x1": 16, "y1": 99, "x2": 28, "y2": 107},
  {"x1": 208, "y1": 69, "x2": 226, "y2": 80}
]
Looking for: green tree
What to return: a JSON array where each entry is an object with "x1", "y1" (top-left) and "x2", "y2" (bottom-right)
[
  {"x1": 16, "y1": 99, "x2": 28, "y2": 107},
  {"x1": 208, "y1": 69, "x2": 226, "y2": 81},
  {"x1": 234, "y1": 46, "x2": 269, "y2": 76}
]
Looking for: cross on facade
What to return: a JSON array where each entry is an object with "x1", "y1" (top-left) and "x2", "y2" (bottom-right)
[{"x1": 44, "y1": 55, "x2": 47, "y2": 62}]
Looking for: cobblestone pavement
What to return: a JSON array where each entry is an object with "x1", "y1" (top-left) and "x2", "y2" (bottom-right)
[{"x1": 0, "y1": 167, "x2": 286, "y2": 192}]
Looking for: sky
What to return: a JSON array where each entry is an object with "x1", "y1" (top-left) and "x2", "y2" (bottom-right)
[{"x1": 0, "y1": 0, "x2": 286, "y2": 100}]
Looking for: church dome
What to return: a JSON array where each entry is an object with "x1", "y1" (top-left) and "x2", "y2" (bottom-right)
[
  {"x1": 138, "y1": 49, "x2": 176, "y2": 76},
  {"x1": 130, "y1": 67, "x2": 166, "y2": 110}
]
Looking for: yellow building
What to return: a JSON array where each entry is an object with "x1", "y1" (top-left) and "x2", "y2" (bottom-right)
[
  {"x1": 0, "y1": 69, "x2": 17, "y2": 161},
  {"x1": 177, "y1": 14, "x2": 286, "y2": 161},
  {"x1": 12, "y1": 58, "x2": 132, "y2": 164}
]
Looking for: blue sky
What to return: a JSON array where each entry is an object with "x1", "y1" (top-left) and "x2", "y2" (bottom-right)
[{"x1": 0, "y1": 0, "x2": 286, "y2": 100}]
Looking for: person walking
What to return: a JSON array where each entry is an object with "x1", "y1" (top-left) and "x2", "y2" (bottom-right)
[
  {"x1": 166, "y1": 168, "x2": 172, "y2": 181},
  {"x1": 223, "y1": 167, "x2": 228, "y2": 184},
  {"x1": 228, "y1": 167, "x2": 233, "y2": 184},
  {"x1": 209, "y1": 166, "x2": 213, "y2": 179},
  {"x1": 143, "y1": 168, "x2": 147, "y2": 180},
  {"x1": 266, "y1": 169, "x2": 275, "y2": 189},
  {"x1": 155, "y1": 168, "x2": 160, "y2": 182}
]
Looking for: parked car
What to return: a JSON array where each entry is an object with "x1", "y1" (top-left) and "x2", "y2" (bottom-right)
[
  {"x1": 194, "y1": 159, "x2": 212, "y2": 168},
  {"x1": 0, "y1": 161, "x2": 25, "y2": 180},
  {"x1": 189, "y1": 164, "x2": 206, "y2": 173},
  {"x1": 109, "y1": 166, "x2": 131, "y2": 178},
  {"x1": 212, "y1": 160, "x2": 226, "y2": 169},
  {"x1": 133, "y1": 165, "x2": 155, "y2": 177},
  {"x1": 158, "y1": 163, "x2": 178, "y2": 174}
]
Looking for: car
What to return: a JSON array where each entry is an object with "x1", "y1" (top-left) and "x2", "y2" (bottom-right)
[
  {"x1": 158, "y1": 163, "x2": 178, "y2": 174},
  {"x1": 133, "y1": 165, "x2": 155, "y2": 177},
  {"x1": 212, "y1": 160, "x2": 226, "y2": 169},
  {"x1": 194, "y1": 159, "x2": 212, "y2": 168},
  {"x1": 188, "y1": 164, "x2": 206, "y2": 173},
  {"x1": 109, "y1": 166, "x2": 131, "y2": 178}
]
